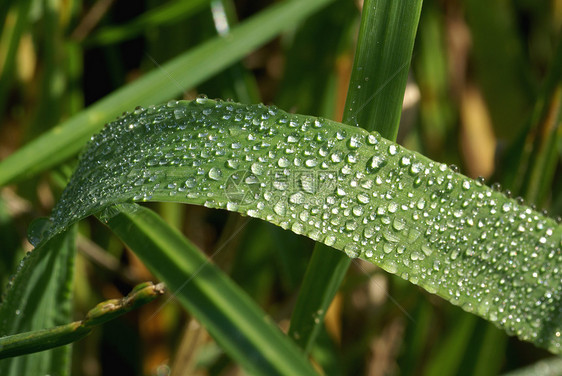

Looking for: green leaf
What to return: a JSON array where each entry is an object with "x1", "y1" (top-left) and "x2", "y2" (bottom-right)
[
  {"x1": 101, "y1": 203, "x2": 318, "y2": 376},
  {"x1": 40, "y1": 99, "x2": 562, "y2": 355},
  {"x1": 0, "y1": 225, "x2": 76, "y2": 375},
  {"x1": 0, "y1": 0, "x2": 334, "y2": 186},
  {"x1": 0, "y1": 282, "x2": 164, "y2": 360}
]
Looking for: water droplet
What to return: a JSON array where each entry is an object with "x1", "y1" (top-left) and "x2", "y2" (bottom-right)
[
  {"x1": 289, "y1": 192, "x2": 305, "y2": 204},
  {"x1": 208, "y1": 167, "x2": 222, "y2": 180},
  {"x1": 348, "y1": 136, "x2": 361, "y2": 149},
  {"x1": 251, "y1": 163, "x2": 264, "y2": 175},
  {"x1": 367, "y1": 156, "x2": 386, "y2": 173},
  {"x1": 305, "y1": 159, "x2": 318, "y2": 167},
  {"x1": 344, "y1": 243, "x2": 359, "y2": 258},
  {"x1": 421, "y1": 244, "x2": 433, "y2": 256},
  {"x1": 278, "y1": 157, "x2": 290, "y2": 168},
  {"x1": 367, "y1": 134, "x2": 379, "y2": 145},
  {"x1": 273, "y1": 201, "x2": 287, "y2": 216},
  {"x1": 195, "y1": 94, "x2": 208, "y2": 103},
  {"x1": 357, "y1": 193, "x2": 370, "y2": 204},
  {"x1": 392, "y1": 218, "x2": 405, "y2": 231},
  {"x1": 400, "y1": 156, "x2": 411, "y2": 166},
  {"x1": 27, "y1": 218, "x2": 52, "y2": 247},
  {"x1": 324, "y1": 235, "x2": 336, "y2": 246},
  {"x1": 185, "y1": 177, "x2": 196, "y2": 188}
]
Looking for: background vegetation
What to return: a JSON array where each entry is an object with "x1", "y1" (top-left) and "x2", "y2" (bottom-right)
[{"x1": 0, "y1": 0, "x2": 561, "y2": 375}]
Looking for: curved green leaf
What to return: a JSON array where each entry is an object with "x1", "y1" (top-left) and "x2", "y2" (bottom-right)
[{"x1": 43, "y1": 99, "x2": 562, "y2": 354}]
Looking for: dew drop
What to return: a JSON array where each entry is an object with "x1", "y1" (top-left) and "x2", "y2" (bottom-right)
[
  {"x1": 274, "y1": 201, "x2": 287, "y2": 216},
  {"x1": 251, "y1": 162, "x2": 264, "y2": 175},
  {"x1": 367, "y1": 134, "x2": 379, "y2": 145},
  {"x1": 208, "y1": 167, "x2": 222, "y2": 180},
  {"x1": 324, "y1": 235, "x2": 336, "y2": 246},
  {"x1": 357, "y1": 193, "x2": 370, "y2": 204},
  {"x1": 421, "y1": 244, "x2": 433, "y2": 256},
  {"x1": 400, "y1": 156, "x2": 411, "y2": 166},
  {"x1": 185, "y1": 177, "x2": 196, "y2": 188},
  {"x1": 278, "y1": 157, "x2": 290, "y2": 168},
  {"x1": 344, "y1": 243, "x2": 360, "y2": 258},
  {"x1": 367, "y1": 156, "x2": 386, "y2": 173},
  {"x1": 289, "y1": 192, "x2": 305, "y2": 204},
  {"x1": 27, "y1": 218, "x2": 52, "y2": 247},
  {"x1": 392, "y1": 218, "x2": 406, "y2": 231},
  {"x1": 348, "y1": 136, "x2": 361, "y2": 149}
]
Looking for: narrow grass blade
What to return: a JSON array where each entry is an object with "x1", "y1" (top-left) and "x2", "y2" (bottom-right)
[
  {"x1": 0, "y1": 282, "x2": 164, "y2": 359},
  {"x1": 102, "y1": 203, "x2": 319, "y2": 376},
  {"x1": 86, "y1": 0, "x2": 211, "y2": 46},
  {"x1": 25, "y1": 0, "x2": 67, "y2": 139},
  {"x1": 0, "y1": 0, "x2": 33, "y2": 120},
  {"x1": 275, "y1": 0, "x2": 357, "y2": 117},
  {"x1": 289, "y1": 0, "x2": 423, "y2": 352},
  {"x1": 425, "y1": 314, "x2": 477, "y2": 376},
  {"x1": 0, "y1": 0, "x2": 334, "y2": 186},
  {"x1": 288, "y1": 247, "x2": 351, "y2": 352},
  {"x1": 412, "y1": 0, "x2": 454, "y2": 159},
  {"x1": 518, "y1": 38, "x2": 562, "y2": 206},
  {"x1": 0, "y1": 225, "x2": 76, "y2": 375},
  {"x1": 273, "y1": 2, "x2": 358, "y2": 353},
  {"x1": 38, "y1": 99, "x2": 562, "y2": 355},
  {"x1": 343, "y1": 0, "x2": 423, "y2": 136}
]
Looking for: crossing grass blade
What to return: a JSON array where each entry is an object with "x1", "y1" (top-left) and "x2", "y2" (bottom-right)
[
  {"x1": 101, "y1": 203, "x2": 319, "y2": 376},
  {"x1": 85, "y1": 0, "x2": 211, "y2": 46},
  {"x1": 0, "y1": 0, "x2": 33, "y2": 120},
  {"x1": 31, "y1": 99, "x2": 562, "y2": 356},
  {"x1": 0, "y1": 0, "x2": 334, "y2": 187},
  {"x1": 288, "y1": 0, "x2": 423, "y2": 352}
]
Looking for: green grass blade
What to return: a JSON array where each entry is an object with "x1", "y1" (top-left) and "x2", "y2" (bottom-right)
[
  {"x1": 343, "y1": 0, "x2": 423, "y2": 136},
  {"x1": 0, "y1": 225, "x2": 76, "y2": 375},
  {"x1": 273, "y1": 1, "x2": 358, "y2": 353},
  {"x1": 0, "y1": 282, "x2": 164, "y2": 359},
  {"x1": 274, "y1": 0, "x2": 357, "y2": 117},
  {"x1": 39, "y1": 99, "x2": 562, "y2": 355},
  {"x1": 101, "y1": 203, "x2": 319, "y2": 376},
  {"x1": 0, "y1": 0, "x2": 33, "y2": 120},
  {"x1": 288, "y1": 247, "x2": 351, "y2": 352},
  {"x1": 518, "y1": 38, "x2": 562, "y2": 206},
  {"x1": 289, "y1": 0, "x2": 423, "y2": 352},
  {"x1": 425, "y1": 314, "x2": 477, "y2": 376},
  {"x1": 86, "y1": 0, "x2": 211, "y2": 46},
  {"x1": 0, "y1": 0, "x2": 333, "y2": 187},
  {"x1": 412, "y1": 0, "x2": 454, "y2": 159}
]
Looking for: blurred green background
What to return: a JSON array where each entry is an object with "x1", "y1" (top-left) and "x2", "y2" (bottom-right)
[{"x1": 0, "y1": 0, "x2": 561, "y2": 375}]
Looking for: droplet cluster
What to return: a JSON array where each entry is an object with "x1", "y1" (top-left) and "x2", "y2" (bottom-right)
[{"x1": 48, "y1": 98, "x2": 562, "y2": 354}]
